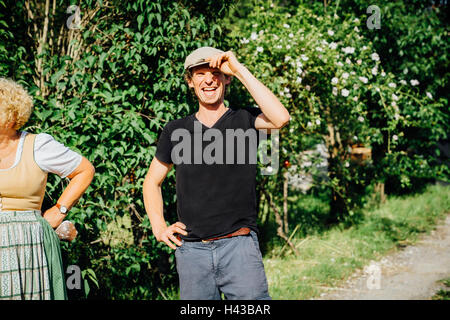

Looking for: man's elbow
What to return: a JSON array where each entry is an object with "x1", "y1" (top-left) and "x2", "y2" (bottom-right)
[{"x1": 274, "y1": 112, "x2": 291, "y2": 129}]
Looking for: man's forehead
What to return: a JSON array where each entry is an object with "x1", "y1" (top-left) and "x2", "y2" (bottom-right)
[{"x1": 190, "y1": 65, "x2": 222, "y2": 74}]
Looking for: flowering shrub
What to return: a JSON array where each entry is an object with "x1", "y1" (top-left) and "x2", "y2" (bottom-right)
[{"x1": 227, "y1": 2, "x2": 447, "y2": 221}]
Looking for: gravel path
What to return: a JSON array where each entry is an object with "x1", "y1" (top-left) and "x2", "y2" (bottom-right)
[{"x1": 317, "y1": 214, "x2": 450, "y2": 300}]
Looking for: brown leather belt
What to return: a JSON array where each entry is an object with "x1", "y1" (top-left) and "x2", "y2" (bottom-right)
[{"x1": 176, "y1": 227, "x2": 251, "y2": 243}]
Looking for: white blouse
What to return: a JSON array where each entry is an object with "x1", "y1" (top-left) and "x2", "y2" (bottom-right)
[{"x1": 0, "y1": 131, "x2": 82, "y2": 178}]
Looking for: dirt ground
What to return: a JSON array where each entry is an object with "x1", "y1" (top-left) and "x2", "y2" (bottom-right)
[{"x1": 317, "y1": 214, "x2": 450, "y2": 300}]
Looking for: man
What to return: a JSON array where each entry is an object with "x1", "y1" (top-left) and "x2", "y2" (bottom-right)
[{"x1": 143, "y1": 47, "x2": 290, "y2": 300}]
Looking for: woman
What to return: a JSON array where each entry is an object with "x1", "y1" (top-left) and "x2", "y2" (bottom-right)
[{"x1": 0, "y1": 78, "x2": 95, "y2": 300}]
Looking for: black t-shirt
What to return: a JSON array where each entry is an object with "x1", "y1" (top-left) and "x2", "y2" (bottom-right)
[{"x1": 155, "y1": 106, "x2": 263, "y2": 240}]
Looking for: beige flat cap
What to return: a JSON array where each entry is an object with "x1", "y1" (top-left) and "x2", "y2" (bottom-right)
[{"x1": 184, "y1": 46, "x2": 224, "y2": 70}]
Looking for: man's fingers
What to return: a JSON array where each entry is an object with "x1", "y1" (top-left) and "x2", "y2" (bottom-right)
[
  {"x1": 174, "y1": 226, "x2": 188, "y2": 236},
  {"x1": 168, "y1": 233, "x2": 182, "y2": 247},
  {"x1": 161, "y1": 235, "x2": 177, "y2": 250},
  {"x1": 174, "y1": 222, "x2": 186, "y2": 229}
]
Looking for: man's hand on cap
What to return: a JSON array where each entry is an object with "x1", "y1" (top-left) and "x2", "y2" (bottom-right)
[{"x1": 205, "y1": 51, "x2": 243, "y2": 77}]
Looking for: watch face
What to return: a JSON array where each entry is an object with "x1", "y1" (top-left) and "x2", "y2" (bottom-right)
[{"x1": 60, "y1": 206, "x2": 68, "y2": 214}]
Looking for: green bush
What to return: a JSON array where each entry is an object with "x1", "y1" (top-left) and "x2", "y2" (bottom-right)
[
  {"x1": 225, "y1": 1, "x2": 447, "y2": 225},
  {"x1": 1, "y1": 0, "x2": 231, "y2": 299}
]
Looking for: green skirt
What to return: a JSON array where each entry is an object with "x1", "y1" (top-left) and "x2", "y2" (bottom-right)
[{"x1": 0, "y1": 210, "x2": 67, "y2": 300}]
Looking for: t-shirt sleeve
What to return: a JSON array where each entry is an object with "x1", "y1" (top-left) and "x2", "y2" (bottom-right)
[
  {"x1": 242, "y1": 107, "x2": 263, "y2": 129},
  {"x1": 155, "y1": 122, "x2": 173, "y2": 164},
  {"x1": 34, "y1": 133, "x2": 83, "y2": 178}
]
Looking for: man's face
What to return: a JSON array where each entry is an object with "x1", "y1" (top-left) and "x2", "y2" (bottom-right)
[{"x1": 187, "y1": 65, "x2": 230, "y2": 107}]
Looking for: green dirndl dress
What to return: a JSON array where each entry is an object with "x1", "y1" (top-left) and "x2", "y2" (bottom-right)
[{"x1": 0, "y1": 210, "x2": 67, "y2": 300}]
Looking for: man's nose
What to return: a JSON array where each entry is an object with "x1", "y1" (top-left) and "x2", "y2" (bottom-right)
[{"x1": 204, "y1": 72, "x2": 215, "y2": 84}]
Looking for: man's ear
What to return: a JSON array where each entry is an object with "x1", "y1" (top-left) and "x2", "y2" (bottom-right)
[{"x1": 187, "y1": 77, "x2": 194, "y2": 88}]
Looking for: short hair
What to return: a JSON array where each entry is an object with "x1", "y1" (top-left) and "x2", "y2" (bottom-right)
[{"x1": 0, "y1": 78, "x2": 33, "y2": 130}]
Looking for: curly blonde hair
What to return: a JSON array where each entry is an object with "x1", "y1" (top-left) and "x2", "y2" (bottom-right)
[{"x1": 0, "y1": 78, "x2": 33, "y2": 130}]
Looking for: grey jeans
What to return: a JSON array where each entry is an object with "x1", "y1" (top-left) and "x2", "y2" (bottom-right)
[{"x1": 175, "y1": 231, "x2": 271, "y2": 300}]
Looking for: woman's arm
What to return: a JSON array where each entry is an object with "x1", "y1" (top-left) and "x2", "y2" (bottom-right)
[{"x1": 43, "y1": 156, "x2": 95, "y2": 228}]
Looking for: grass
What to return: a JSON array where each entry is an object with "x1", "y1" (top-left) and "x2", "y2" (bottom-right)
[
  {"x1": 264, "y1": 184, "x2": 450, "y2": 300},
  {"x1": 432, "y1": 278, "x2": 450, "y2": 300}
]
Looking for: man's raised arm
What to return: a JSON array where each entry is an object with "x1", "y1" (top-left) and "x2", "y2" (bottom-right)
[{"x1": 206, "y1": 51, "x2": 290, "y2": 129}]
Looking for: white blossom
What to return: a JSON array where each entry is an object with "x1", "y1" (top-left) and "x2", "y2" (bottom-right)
[
  {"x1": 341, "y1": 88, "x2": 350, "y2": 97},
  {"x1": 392, "y1": 135, "x2": 398, "y2": 141},
  {"x1": 357, "y1": 59, "x2": 362, "y2": 65},
  {"x1": 283, "y1": 23, "x2": 290, "y2": 28},
  {"x1": 345, "y1": 58, "x2": 352, "y2": 64},
  {"x1": 300, "y1": 54, "x2": 309, "y2": 61},
  {"x1": 256, "y1": 46, "x2": 264, "y2": 53},
  {"x1": 410, "y1": 79, "x2": 419, "y2": 86},
  {"x1": 352, "y1": 96, "x2": 358, "y2": 102},
  {"x1": 388, "y1": 82, "x2": 397, "y2": 88},
  {"x1": 358, "y1": 116, "x2": 364, "y2": 122},
  {"x1": 371, "y1": 53, "x2": 380, "y2": 61},
  {"x1": 305, "y1": 85, "x2": 311, "y2": 91},
  {"x1": 289, "y1": 33, "x2": 294, "y2": 38},
  {"x1": 286, "y1": 45, "x2": 291, "y2": 49},
  {"x1": 426, "y1": 92, "x2": 433, "y2": 99},
  {"x1": 250, "y1": 32, "x2": 258, "y2": 40},
  {"x1": 358, "y1": 76, "x2": 368, "y2": 84},
  {"x1": 336, "y1": 61, "x2": 344, "y2": 67},
  {"x1": 381, "y1": 71, "x2": 386, "y2": 77},
  {"x1": 342, "y1": 72, "x2": 349, "y2": 79},
  {"x1": 315, "y1": 119, "x2": 321, "y2": 125},
  {"x1": 371, "y1": 67, "x2": 378, "y2": 76},
  {"x1": 296, "y1": 77, "x2": 302, "y2": 83},
  {"x1": 296, "y1": 67, "x2": 303, "y2": 74},
  {"x1": 332, "y1": 87, "x2": 338, "y2": 96},
  {"x1": 316, "y1": 47, "x2": 323, "y2": 52},
  {"x1": 331, "y1": 77, "x2": 339, "y2": 85},
  {"x1": 400, "y1": 79, "x2": 407, "y2": 85},
  {"x1": 240, "y1": 38, "x2": 249, "y2": 44},
  {"x1": 342, "y1": 46, "x2": 355, "y2": 54},
  {"x1": 329, "y1": 42, "x2": 337, "y2": 50},
  {"x1": 392, "y1": 93, "x2": 399, "y2": 101},
  {"x1": 328, "y1": 29, "x2": 335, "y2": 36}
]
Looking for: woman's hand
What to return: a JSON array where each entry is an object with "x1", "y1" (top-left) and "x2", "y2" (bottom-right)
[
  {"x1": 43, "y1": 206, "x2": 67, "y2": 228},
  {"x1": 155, "y1": 222, "x2": 188, "y2": 250}
]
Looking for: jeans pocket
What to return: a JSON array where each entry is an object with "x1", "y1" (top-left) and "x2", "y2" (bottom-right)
[{"x1": 248, "y1": 231, "x2": 263, "y2": 261}]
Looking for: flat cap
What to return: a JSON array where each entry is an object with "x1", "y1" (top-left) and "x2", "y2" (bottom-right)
[{"x1": 184, "y1": 46, "x2": 224, "y2": 70}]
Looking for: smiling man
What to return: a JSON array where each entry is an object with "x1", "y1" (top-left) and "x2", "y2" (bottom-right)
[{"x1": 143, "y1": 47, "x2": 290, "y2": 300}]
